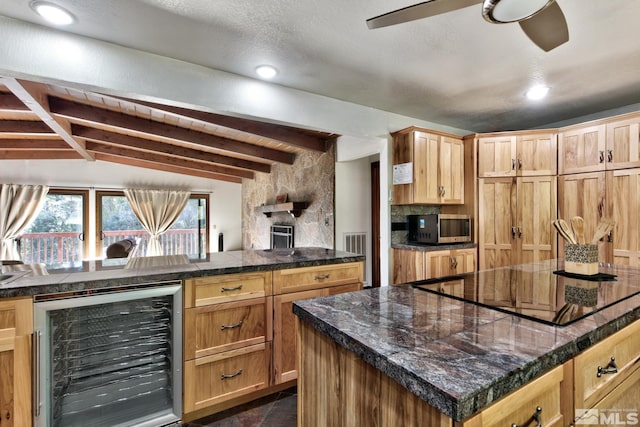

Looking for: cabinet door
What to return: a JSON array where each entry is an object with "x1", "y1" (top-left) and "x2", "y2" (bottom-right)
[
  {"x1": 478, "y1": 178, "x2": 516, "y2": 269},
  {"x1": 516, "y1": 176, "x2": 557, "y2": 264},
  {"x1": 557, "y1": 172, "x2": 607, "y2": 261},
  {"x1": 458, "y1": 364, "x2": 566, "y2": 427},
  {"x1": 427, "y1": 249, "x2": 476, "y2": 279},
  {"x1": 558, "y1": 124, "x2": 606, "y2": 174},
  {"x1": 477, "y1": 135, "x2": 517, "y2": 177},
  {"x1": 605, "y1": 114, "x2": 640, "y2": 170},
  {"x1": 0, "y1": 298, "x2": 33, "y2": 427},
  {"x1": 439, "y1": 135, "x2": 465, "y2": 204},
  {"x1": 607, "y1": 169, "x2": 640, "y2": 266},
  {"x1": 392, "y1": 249, "x2": 425, "y2": 284},
  {"x1": 273, "y1": 288, "x2": 327, "y2": 385},
  {"x1": 455, "y1": 248, "x2": 477, "y2": 274},
  {"x1": 582, "y1": 364, "x2": 640, "y2": 425},
  {"x1": 392, "y1": 131, "x2": 414, "y2": 205},
  {"x1": 413, "y1": 131, "x2": 441, "y2": 204},
  {"x1": 516, "y1": 132, "x2": 557, "y2": 176}
]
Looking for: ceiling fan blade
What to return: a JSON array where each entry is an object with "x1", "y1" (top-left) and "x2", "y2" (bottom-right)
[
  {"x1": 366, "y1": 0, "x2": 482, "y2": 29},
  {"x1": 518, "y1": 1, "x2": 569, "y2": 51}
]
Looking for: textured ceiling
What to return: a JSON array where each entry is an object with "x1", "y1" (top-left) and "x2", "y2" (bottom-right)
[{"x1": 0, "y1": 0, "x2": 639, "y2": 133}]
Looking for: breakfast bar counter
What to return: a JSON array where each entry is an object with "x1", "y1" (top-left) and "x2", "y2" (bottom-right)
[{"x1": 293, "y1": 260, "x2": 640, "y2": 425}]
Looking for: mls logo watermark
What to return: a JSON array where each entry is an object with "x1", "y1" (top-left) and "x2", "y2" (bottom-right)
[{"x1": 576, "y1": 409, "x2": 639, "y2": 425}]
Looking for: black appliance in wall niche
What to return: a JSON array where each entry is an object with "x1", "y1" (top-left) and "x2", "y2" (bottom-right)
[{"x1": 271, "y1": 225, "x2": 294, "y2": 249}]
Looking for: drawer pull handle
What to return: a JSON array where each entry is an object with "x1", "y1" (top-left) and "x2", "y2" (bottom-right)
[
  {"x1": 511, "y1": 406, "x2": 542, "y2": 427},
  {"x1": 221, "y1": 321, "x2": 243, "y2": 330},
  {"x1": 597, "y1": 357, "x2": 618, "y2": 377},
  {"x1": 314, "y1": 274, "x2": 330, "y2": 280},
  {"x1": 220, "y1": 369, "x2": 243, "y2": 380},
  {"x1": 221, "y1": 285, "x2": 243, "y2": 292}
]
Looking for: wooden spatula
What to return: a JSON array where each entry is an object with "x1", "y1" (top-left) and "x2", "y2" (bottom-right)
[
  {"x1": 553, "y1": 219, "x2": 577, "y2": 244},
  {"x1": 571, "y1": 216, "x2": 586, "y2": 244},
  {"x1": 590, "y1": 219, "x2": 615, "y2": 244}
]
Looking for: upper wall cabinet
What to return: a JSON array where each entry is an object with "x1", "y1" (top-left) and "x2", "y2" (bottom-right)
[
  {"x1": 392, "y1": 127, "x2": 464, "y2": 205},
  {"x1": 477, "y1": 131, "x2": 556, "y2": 178},
  {"x1": 558, "y1": 124, "x2": 606, "y2": 175},
  {"x1": 605, "y1": 113, "x2": 640, "y2": 170}
]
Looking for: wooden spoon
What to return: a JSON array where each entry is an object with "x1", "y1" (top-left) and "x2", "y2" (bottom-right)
[
  {"x1": 553, "y1": 219, "x2": 577, "y2": 244},
  {"x1": 571, "y1": 216, "x2": 586, "y2": 244}
]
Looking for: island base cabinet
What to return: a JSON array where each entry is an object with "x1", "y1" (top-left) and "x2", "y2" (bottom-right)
[
  {"x1": 183, "y1": 342, "x2": 271, "y2": 414},
  {"x1": 0, "y1": 297, "x2": 32, "y2": 427},
  {"x1": 297, "y1": 319, "x2": 450, "y2": 427},
  {"x1": 581, "y1": 365, "x2": 640, "y2": 425}
]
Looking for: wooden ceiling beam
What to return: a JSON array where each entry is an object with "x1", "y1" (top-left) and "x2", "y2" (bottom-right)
[
  {"x1": 0, "y1": 78, "x2": 94, "y2": 161},
  {"x1": 125, "y1": 98, "x2": 332, "y2": 152},
  {"x1": 48, "y1": 96, "x2": 295, "y2": 164},
  {"x1": 0, "y1": 93, "x2": 29, "y2": 111},
  {"x1": 0, "y1": 150, "x2": 82, "y2": 160},
  {"x1": 72, "y1": 125, "x2": 270, "y2": 173},
  {"x1": 85, "y1": 141, "x2": 255, "y2": 180},
  {"x1": 0, "y1": 120, "x2": 56, "y2": 134},
  {"x1": 0, "y1": 139, "x2": 69, "y2": 149},
  {"x1": 93, "y1": 153, "x2": 243, "y2": 184}
]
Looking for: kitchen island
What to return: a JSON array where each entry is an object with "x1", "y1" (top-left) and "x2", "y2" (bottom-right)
[
  {"x1": 294, "y1": 260, "x2": 640, "y2": 426},
  {"x1": 0, "y1": 248, "x2": 364, "y2": 426}
]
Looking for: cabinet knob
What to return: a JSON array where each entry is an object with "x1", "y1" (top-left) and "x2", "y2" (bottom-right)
[{"x1": 597, "y1": 357, "x2": 618, "y2": 377}]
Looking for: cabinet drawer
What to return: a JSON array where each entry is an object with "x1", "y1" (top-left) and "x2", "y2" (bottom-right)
[
  {"x1": 459, "y1": 364, "x2": 566, "y2": 427},
  {"x1": 184, "y1": 297, "x2": 273, "y2": 360},
  {"x1": 273, "y1": 262, "x2": 363, "y2": 294},
  {"x1": 183, "y1": 342, "x2": 271, "y2": 414},
  {"x1": 574, "y1": 319, "x2": 640, "y2": 409},
  {"x1": 184, "y1": 272, "x2": 272, "y2": 308}
]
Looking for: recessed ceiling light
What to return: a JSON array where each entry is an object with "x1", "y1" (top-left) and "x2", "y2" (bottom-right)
[
  {"x1": 30, "y1": 1, "x2": 75, "y2": 26},
  {"x1": 526, "y1": 84, "x2": 550, "y2": 100},
  {"x1": 255, "y1": 65, "x2": 278, "y2": 79}
]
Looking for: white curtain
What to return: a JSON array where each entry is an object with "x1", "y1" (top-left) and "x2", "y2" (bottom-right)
[
  {"x1": 124, "y1": 189, "x2": 190, "y2": 257},
  {"x1": 0, "y1": 184, "x2": 49, "y2": 260}
]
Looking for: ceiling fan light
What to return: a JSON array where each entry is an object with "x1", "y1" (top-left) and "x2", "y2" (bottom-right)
[
  {"x1": 526, "y1": 85, "x2": 550, "y2": 100},
  {"x1": 482, "y1": 0, "x2": 554, "y2": 23},
  {"x1": 255, "y1": 65, "x2": 278, "y2": 79}
]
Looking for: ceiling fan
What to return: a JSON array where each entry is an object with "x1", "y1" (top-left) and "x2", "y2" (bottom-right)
[{"x1": 366, "y1": 0, "x2": 569, "y2": 52}]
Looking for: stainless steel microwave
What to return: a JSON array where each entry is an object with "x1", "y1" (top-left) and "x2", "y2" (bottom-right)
[{"x1": 407, "y1": 214, "x2": 471, "y2": 244}]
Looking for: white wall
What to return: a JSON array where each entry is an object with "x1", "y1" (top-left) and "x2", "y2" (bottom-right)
[{"x1": 0, "y1": 159, "x2": 242, "y2": 257}]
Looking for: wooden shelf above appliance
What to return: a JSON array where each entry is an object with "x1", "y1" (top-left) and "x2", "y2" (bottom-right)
[{"x1": 256, "y1": 202, "x2": 309, "y2": 217}]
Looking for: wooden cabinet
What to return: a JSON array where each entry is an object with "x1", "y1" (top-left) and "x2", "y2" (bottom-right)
[
  {"x1": 573, "y1": 319, "x2": 640, "y2": 414},
  {"x1": 558, "y1": 123, "x2": 606, "y2": 175},
  {"x1": 477, "y1": 131, "x2": 556, "y2": 177},
  {"x1": 605, "y1": 113, "x2": 640, "y2": 170},
  {"x1": 0, "y1": 297, "x2": 32, "y2": 427},
  {"x1": 183, "y1": 262, "x2": 363, "y2": 420},
  {"x1": 607, "y1": 168, "x2": 640, "y2": 266},
  {"x1": 426, "y1": 248, "x2": 476, "y2": 279},
  {"x1": 273, "y1": 264, "x2": 363, "y2": 384},
  {"x1": 478, "y1": 176, "x2": 557, "y2": 269},
  {"x1": 392, "y1": 128, "x2": 465, "y2": 205},
  {"x1": 183, "y1": 272, "x2": 272, "y2": 417},
  {"x1": 392, "y1": 247, "x2": 476, "y2": 284},
  {"x1": 458, "y1": 364, "x2": 568, "y2": 427}
]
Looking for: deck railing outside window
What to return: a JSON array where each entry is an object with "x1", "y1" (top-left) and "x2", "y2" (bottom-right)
[{"x1": 19, "y1": 229, "x2": 205, "y2": 264}]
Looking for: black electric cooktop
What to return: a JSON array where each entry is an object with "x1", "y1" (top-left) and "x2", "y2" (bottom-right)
[{"x1": 412, "y1": 264, "x2": 640, "y2": 326}]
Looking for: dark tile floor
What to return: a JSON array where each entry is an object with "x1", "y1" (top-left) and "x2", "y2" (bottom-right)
[{"x1": 185, "y1": 387, "x2": 297, "y2": 427}]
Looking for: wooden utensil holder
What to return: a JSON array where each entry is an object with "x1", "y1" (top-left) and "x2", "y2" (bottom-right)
[{"x1": 565, "y1": 244, "x2": 599, "y2": 275}]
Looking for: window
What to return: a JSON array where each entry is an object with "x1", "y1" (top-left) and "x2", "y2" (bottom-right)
[
  {"x1": 96, "y1": 191, "x2": 208, "y2": 258},
  {"x1": 20, "y1": 189, "x2": 89, "y2": 264}
]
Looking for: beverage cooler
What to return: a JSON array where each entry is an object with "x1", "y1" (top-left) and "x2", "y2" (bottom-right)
[{"x1": 33, "y1": 282, "x2": 182, "y2": 427}]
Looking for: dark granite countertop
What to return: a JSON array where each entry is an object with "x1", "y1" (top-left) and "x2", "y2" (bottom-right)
[
  {"x1": 392, "y1": 242, "x2": 477, "y2": 251},
  {"x1": 0, "y1": 247, "x2": 364, "y2": 298},
  {"x1": 293, "y1": 260, "x2": 640, "y2": 422}
]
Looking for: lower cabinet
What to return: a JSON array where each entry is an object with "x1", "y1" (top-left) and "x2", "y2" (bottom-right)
[
  {"x1": 0, "y1": 297, "x2": 33, "y2": 427},
  {"x1": 183, "y1": 262, "x2": 363, "y2": 421},
  {"x1": 393, "y1": 247, "x2": 476, "y2": 284},
  {"x1": 457, "y1": 364, "x2": 568, "y2": 427}
]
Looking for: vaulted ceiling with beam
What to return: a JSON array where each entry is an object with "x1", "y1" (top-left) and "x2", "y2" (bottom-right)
[{"x1": 0, "y1": 77, "x2": 337, "y2": 184}]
